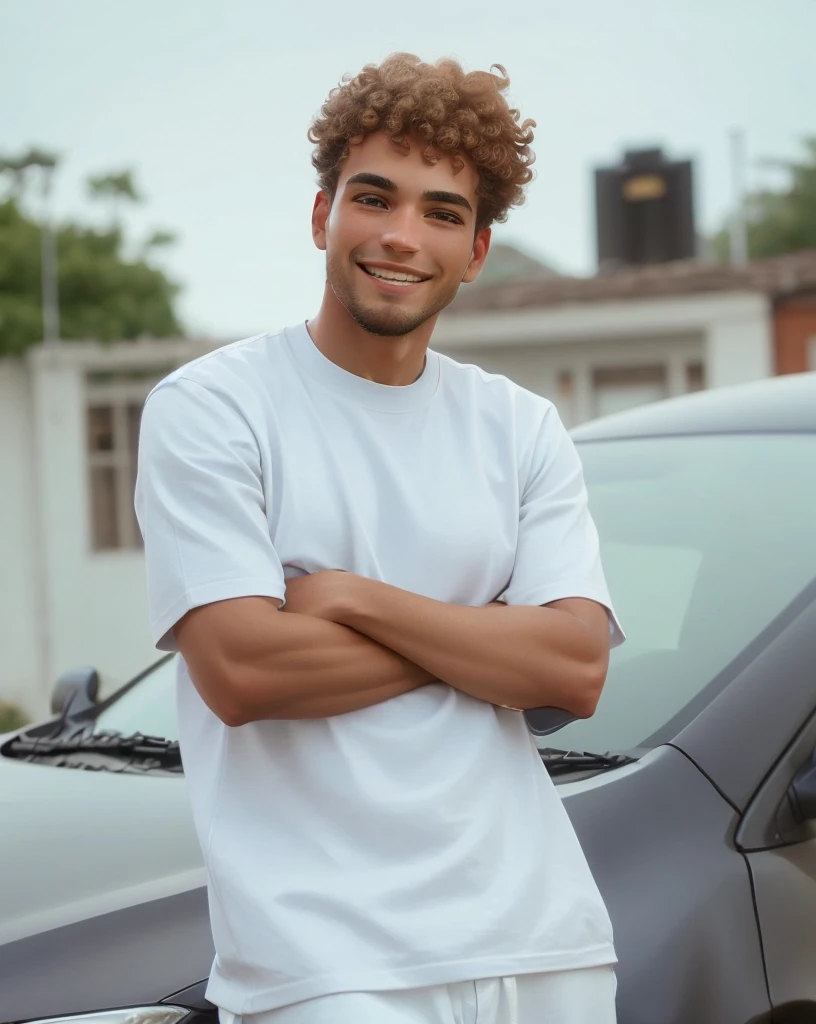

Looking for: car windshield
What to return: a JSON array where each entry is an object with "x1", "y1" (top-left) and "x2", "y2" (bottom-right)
[
  {"x1": 554, "y1": 433, "x2": 816, "y2": 752},
  {"x1": 91, "y1": 433, "x2": 816, "y2": 754},
  {"x1": 93, "y1": 657, "x2": 179, "y2": 740}
]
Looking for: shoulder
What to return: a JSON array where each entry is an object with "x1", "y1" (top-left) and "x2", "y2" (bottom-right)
[
  {"x1": 434, "y1": 350, "x2": 560, "y2": 428},
  {"x1": 146, "y1": 328, "x2": 288, "y2": 408},
  {"x1": 141, "y1": 329, "x2": 292, "y2": 450}
]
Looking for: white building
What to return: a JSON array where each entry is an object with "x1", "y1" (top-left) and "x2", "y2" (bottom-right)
[
  {"x1": 2, "y1": 251, "x2": 815, "y2": 717},
  {"x1": 0, "y1": 338, "x2": 214, "y2": 718},
  {"x1": 435, "y1": 250, "x2": 816, "y2": 427}
]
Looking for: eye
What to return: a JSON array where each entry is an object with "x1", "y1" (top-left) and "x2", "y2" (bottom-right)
[
  {"x1": 429, "y1": 210, "x2": 464, "y2": 225},
  {"x1": 354, "y1": 194, "x2": 388, "y2": 209}
]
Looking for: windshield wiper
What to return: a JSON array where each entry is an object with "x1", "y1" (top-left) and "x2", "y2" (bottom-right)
[
  {"x1": 6, "y1": 731, "x2": 182, "y2": 772},
  {"x1": 539, "y1": 747, "x2": 638, "y2": 777}
]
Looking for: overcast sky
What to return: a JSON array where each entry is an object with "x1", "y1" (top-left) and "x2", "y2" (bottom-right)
[{"x1": 2, "y1": 0, "x2": 814, "y2": 339}]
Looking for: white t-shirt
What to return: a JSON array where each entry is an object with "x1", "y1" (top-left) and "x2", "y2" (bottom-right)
[{"x1": 135, "y1": 322, "x2": 625, "y2": 1016}]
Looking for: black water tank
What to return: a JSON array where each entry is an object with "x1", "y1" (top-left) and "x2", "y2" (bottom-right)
[{"x1": 595, "y1": 148, "x2": 695, "y2": 269}]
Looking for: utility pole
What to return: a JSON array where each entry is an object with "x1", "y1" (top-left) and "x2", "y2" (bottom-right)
[
  {"x1": 728, "y1": 129, "x2": 749, "y2": 266},
  {"x1": 39, "y1": 160, "x2": 61, "y2": 345},
  {"x1": 0, "y1": 148, "x2": 61, "y2": 344}
]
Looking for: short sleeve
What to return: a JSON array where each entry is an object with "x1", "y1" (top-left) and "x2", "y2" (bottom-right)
[
  {"x1": 499, "y1": 405, "x2": 625, "y2": 648},
  {"x1": 134, "y1": 377, "x2": 286, "y2": 652}
]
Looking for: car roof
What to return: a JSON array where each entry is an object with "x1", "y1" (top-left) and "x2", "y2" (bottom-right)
[{"x1": 571, "y1": 371, "x2": 816, "y2": 442}]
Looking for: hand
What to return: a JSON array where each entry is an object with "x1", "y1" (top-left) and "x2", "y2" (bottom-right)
[{"x1": 282, "y1": 570, "x2": 358, "y2": 622}]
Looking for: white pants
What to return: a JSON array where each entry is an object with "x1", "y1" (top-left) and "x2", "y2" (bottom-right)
[{"x1": 219, "y1": 966, "x2": 617, "y2": 1024}]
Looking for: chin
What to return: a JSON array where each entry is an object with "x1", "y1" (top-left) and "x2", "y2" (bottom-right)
[
  {"x1": 339, "y1": 298, "x2": 430, "y2": 338},
  {"x1": 352, "y1": 312, "x2": 427, "y2": 337}
]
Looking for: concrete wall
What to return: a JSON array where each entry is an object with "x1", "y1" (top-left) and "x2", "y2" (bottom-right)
[
  {"x1": 441, "y1": 335, "x2": 704, "y2": 427},
  {"x1": 28, "y1": 354, "x2": 159, "y2": 715},
  {"x1": 0, "y1": 340, "x2": 212, "y2": 718},
  {"x1": 436, "y1": 290, "x2": 774, "y2": 419},
  {"x1": 0, "y1": 360, "x2": 43, "y2": 714}
]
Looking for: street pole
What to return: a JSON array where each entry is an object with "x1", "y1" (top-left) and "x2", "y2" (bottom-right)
[
  {"x1": 729, "y1": 128, "x2": 749, "y2": 266},
  {"x1": 40, "y1": 164, "x2": 61, "y2": 345}
]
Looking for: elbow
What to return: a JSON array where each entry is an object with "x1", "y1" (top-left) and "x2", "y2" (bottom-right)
[
  {"x1": 520, "y1": 660, "x2": 606, "y2": 719},
  {"x1": 217, "y1": 700, "x2": 251, "y2": 729},
  {"x1": 570, "y1": 660, "x2": 608, "y2": 719},
  {"x1": 194, "y1": 665, "x2": 255, "y2": 728},
  {"x1": 215, "y1": 675, "x2": 261, "y2": 727}
]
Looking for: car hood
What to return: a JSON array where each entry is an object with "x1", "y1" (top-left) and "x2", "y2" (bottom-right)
[{"x1": 0, "y1": 752, "x2": 205, "y2": 947}]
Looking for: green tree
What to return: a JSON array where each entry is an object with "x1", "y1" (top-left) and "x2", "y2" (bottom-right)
[
  {"x1": 713, "y1": 137, "x2": 816, "y2": 262},
  {"x1": 0, "y1": 700, "x2": 28, "y2": 732},
  {"x1": 87, "y1": 168, "x2": 142, "y2": 226},
  {"x1": 0, "y1": 173, "x2": 183, "y2": 357}
]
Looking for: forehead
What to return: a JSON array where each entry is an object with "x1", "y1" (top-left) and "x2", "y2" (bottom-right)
[{"x1": 337, "y1": 131, "x2": 480, "y2": 203}]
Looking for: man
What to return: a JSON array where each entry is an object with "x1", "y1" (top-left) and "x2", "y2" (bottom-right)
[{"x1": 136, "y1": 53, "x2": 624, "y2": 1024}]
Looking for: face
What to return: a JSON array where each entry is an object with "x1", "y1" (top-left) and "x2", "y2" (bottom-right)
[{"x1": 312, "y1": 132, "x2": 490, "y2": 337}]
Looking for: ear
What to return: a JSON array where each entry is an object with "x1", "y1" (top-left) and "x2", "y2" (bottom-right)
[
  {"x1": 461, "y1": 227, "x2": 491, "y2": 284},
  {"x1": 311, "y1": 191, "x2": 331, "y2": 251}
]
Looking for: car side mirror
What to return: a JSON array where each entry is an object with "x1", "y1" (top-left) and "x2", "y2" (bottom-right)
[
  {"x1": 50, "y1": 667, "x2": 100, "y2": 719},
  {"x1": 524, "y1": 707, "x2": 577, "y2": 737},
  {"x1": 788, "y1": 749, "x2": 816, "y2": 823}
]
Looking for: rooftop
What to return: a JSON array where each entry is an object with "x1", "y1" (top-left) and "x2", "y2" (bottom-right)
[
  {"x1": 467, "y1": 242, "x2": 559, "y2": 290},
  {"x1": 450, "y1": 249, "x2": 816, "y2": 315}
]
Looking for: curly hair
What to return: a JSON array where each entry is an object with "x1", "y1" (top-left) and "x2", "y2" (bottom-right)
[{"x1": 308, "y1": 53, "x2": 536, "y2": 232}]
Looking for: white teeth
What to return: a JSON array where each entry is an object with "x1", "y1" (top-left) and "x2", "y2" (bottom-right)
[{"x1": 363, "y1": 266, "x2": 425, "y2": 284}]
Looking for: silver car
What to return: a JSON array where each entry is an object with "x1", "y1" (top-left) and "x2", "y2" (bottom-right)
[{"x1": 2, "y1": 371, "x2": 816, "y2": 1024}]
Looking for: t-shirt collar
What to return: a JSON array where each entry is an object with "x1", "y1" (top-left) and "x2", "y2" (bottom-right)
[{"x1": 283, "y1": 321, "x2": 440, "y2": 412}]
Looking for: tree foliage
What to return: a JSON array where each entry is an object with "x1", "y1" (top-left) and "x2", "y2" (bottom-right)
[
  {"x1": 713, "y1": 137, "x2": 816, "y2": 262},
  {"x1": 0, "y1": 700, "x2": 28, "y2": 732},
  {"x1": 87, "y1": 169, "x2": 142, "y2": 204},
  {"x1": 0, "y1": 159, "x2": 183, "y2": 357},
  {"x1": 86, "y1": 169, "x2": 143, "y2": 228}
]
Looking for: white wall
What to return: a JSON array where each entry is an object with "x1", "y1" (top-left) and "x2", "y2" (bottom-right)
[
  {"x1": 706, "y1": 312, "x2": 773, "y2": 386},
  {"x1": 2, "y1": 340, "x2": 212, "y2": 718},
  {"x1": 440, "y1": 336, "x2": 704, "y2": 426},
  {"x1": 0, "y1": 360, "x2": 42, "y2": 715},
  {"x1": 436, "y1": 291, "x2": 774, "y2": 399},
  {"x1": 28, "y1": 355, "x2": 160, "y2": 714}
]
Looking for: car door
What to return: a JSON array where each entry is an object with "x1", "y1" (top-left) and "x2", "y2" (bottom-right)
[{"x1": 736, "y1": 706, "x2": 816, "y2": 1014}]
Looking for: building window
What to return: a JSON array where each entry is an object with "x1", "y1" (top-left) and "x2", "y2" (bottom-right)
[
  {"x1": 592, "y1": 365, "x2": 668, "y2": 419},
  {"x1": 86, "y1": 369, "x2": 171, "y2": 551},
  {"x1": 556, "y1": 370, "x2": 575, "y2": 427},
  {"x1": 686, "y1": 361, "x2": 705, "y2": 392},
  {"x1": 87, "y1": 401, "x2": 144, "y2": 550}
]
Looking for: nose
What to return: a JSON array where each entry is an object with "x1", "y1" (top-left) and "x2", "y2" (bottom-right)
[{"x1": 379, "y1": 206, "x2": 421, "y2": 254}]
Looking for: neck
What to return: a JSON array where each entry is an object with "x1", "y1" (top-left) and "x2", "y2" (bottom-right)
[{"x1": 307, "y1": 284, "x2": 436, "y2": 386}]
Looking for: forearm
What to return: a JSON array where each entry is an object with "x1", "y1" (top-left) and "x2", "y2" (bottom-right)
[
  {"x1": 335, "y1": 580, "x2": 607, "y2": 716},
  {"x1": 178, "y1": 598, "x2": 436, "y2": 726},
  {"x1": 238, "y1": 616, "x2": 435, "y2": 722}
]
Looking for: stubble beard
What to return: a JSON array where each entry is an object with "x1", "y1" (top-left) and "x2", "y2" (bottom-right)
[{"x1": 328, "y1": 255, "x2": 460, "y2": 338}]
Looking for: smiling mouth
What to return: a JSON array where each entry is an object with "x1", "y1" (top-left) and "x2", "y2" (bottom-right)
[{"x1": 359, "y1": 264, "x2": 431, "y2": 286}]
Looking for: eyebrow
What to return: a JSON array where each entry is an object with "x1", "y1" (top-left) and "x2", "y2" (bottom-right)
[{"x1": 345, "y1": 172, "x2": 474, "y2": 215}]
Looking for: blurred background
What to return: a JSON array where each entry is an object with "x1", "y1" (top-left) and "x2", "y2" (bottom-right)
[{"x1": 1, "y1": 0, "x2": 814, "y2": 724}]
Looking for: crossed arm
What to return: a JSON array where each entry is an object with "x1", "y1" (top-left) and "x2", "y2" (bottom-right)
[{"x1": 174, "y1": 570, "x2": 610, "y2": 728}]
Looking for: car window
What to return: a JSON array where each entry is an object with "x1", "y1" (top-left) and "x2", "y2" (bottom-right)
[
  {"x1": 93, "y1": 656, "x2": 179, "y2": 740},
  {"x1": 552, "y1": 434, "x2": 816, "y2": 752}
]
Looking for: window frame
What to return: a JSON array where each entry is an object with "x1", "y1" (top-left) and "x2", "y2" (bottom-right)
[{"x1": 85, "y1": 374, "x2": 168, "y2": 553}]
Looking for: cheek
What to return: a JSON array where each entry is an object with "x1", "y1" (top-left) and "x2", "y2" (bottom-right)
[
  {"x1": 327, "y1": 205, "x2": 368, "y2": 246},
  {"x1": 435, "y1": 237, "x2": 475, "y2": 277},
  {"x1": 324, "y1": 209, "x2": 349, "y2": 252}
]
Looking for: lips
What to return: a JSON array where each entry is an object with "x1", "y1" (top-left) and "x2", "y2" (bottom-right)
[{"x1": 358, "y1": 263, "x2": 432, "y2": 286}]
